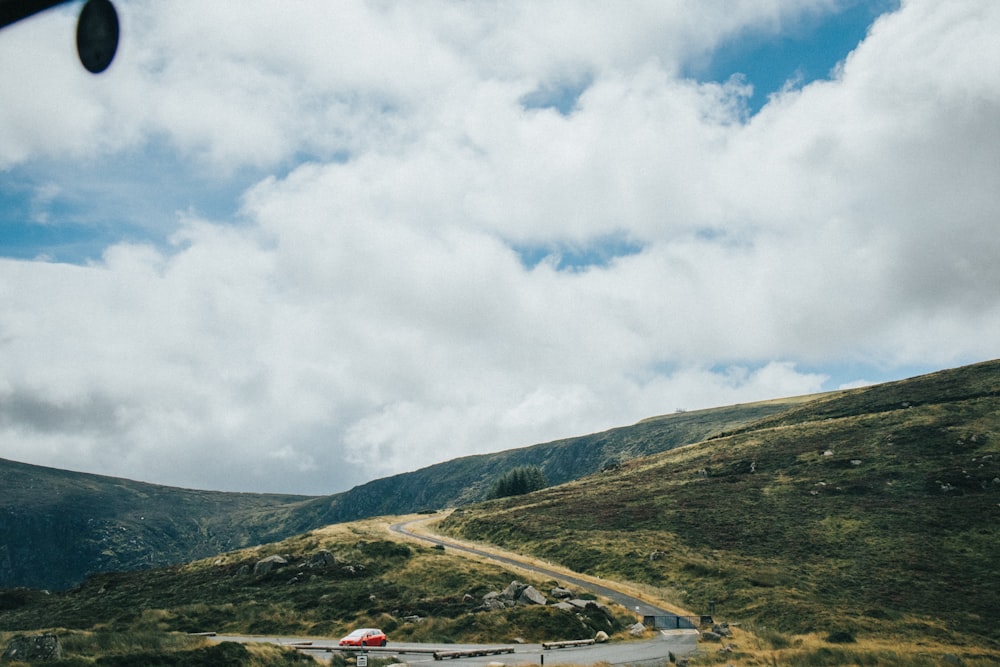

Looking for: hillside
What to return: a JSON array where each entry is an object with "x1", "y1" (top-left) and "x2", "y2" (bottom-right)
[
  {"x1": 0, "y1": 459, "x2": 318, "y2": 591},
  {"x1": 0, "y1": 518, "x2": 630, "y2": 646},
  {"x1": 0, "y1": 396, "x2": 800, "y2": 590},
  {"x1": 305, "y1": 395, "x2": 811, "y2": 521},
  {"x1": 440, "y1": 359, "x2": 1000, "y2": 647}
]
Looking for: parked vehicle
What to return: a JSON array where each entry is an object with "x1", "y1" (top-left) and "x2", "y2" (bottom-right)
[{"x1": 339, "y1": 628, "x2": 388, "y2": 647}]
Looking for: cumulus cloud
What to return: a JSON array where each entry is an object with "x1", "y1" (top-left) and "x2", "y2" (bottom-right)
[{"x1": 0, "y1": 0, "x2": 997, "y2": 494}]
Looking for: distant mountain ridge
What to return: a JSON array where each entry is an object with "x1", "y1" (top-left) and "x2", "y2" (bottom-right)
[{"x1": 2, "y1": 359, "x2": 996, "y2": 591}]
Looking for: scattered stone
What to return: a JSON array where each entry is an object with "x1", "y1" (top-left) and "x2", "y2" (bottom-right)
[
  {"x1": 649, "y1": 551, "x2": 667, "y2": 561},
  {"x1": 518, "y1": 585, "x2": 547, "y2": 606},
  {"x1": 595, "y1": 631, "x2": 609, "y2": 643},
  {"x1": 823, "y1": 450, "x2": 834, "y2": 457},
  {"x1": 310, "y1": 550, "x2": 336, "y2": 567},
  {"x1": 463, "y1": 593, "x2": 475, "y2": 603},
  {"x1": 629, "y1": 622, "x2": 646, "y2": 637},
  {"x1": 253, "y1": 555, "x2": 288, "y2": 576},
  {"x1": 700, "y1": 631, "x2": 723, "y2": 642},
  {"x1": 713, "y1": 623, "x2": 732, "y2": 637},
  {"x1": 501, "y1": 581, "x2": 527, "y2": 601},
  {"x1": 551, "y1": 586, "x2": 573, "y2": 599},
  {"x1": 2, "y1": 633, "x2": 63, "y2": 662},
  {"x1": 554, "y1": 602, "x2": 576, "y2": 612},
  {"x1": 482, "y1": 592, "x2": 507, "y2": 611}
]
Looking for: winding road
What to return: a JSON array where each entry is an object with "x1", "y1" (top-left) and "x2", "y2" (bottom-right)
[
  {"x1": 389, "y1": 516, "x2": 688, "y2": 619},
  {"x1": 212, "y1": 515, "x2": 700, "y2": 665}
]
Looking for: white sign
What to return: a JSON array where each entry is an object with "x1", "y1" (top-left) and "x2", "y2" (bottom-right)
[{"x1": 357, "y1": 654, "x2": 368, "y2": 667}]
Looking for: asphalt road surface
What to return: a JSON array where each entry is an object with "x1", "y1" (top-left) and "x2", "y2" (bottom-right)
[
  {"x1": 212, "y1": 634, "x2": 698, "y2": 666},
  {"x1": 389, "y1": 517, "x2": 686, "y2": 619},
  {"x1": 210, "y1": 516, "x2": 700, "y2": 665}
]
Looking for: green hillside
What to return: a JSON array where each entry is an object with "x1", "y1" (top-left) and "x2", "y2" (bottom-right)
[
  {"x1": 0, "y1": 460, "x2": 317, "y2": 591},
  {"x1": 0, "y1": 394, "x2": 800, "y2": 590},
  {"x1": 0, "y1": 519, "x2": 630, "y2": 649},
  {"x1": 440, "y1": 359, "x2": 1000, "y2": 648}
]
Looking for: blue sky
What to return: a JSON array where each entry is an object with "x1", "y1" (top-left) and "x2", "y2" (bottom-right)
[{"x1": 1, "y1": 1, "x2": 997, "y2": 494}]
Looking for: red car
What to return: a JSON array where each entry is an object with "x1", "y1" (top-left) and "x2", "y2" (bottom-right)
[{"x1": 339, "y1": 628, "x2": 388, "y2": 647}]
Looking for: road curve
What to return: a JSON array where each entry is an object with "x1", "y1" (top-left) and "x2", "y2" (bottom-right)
[
  {"x1": 389, "y1": 516, "x2": 691, "y2": 620},
  {"x1": 210, "y1": 515, "x2": 699, "y2": 665}
]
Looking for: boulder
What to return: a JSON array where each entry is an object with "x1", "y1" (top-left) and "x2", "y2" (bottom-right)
[
  {"x1": 595, "y1": 631, "x2": 610, "y2": 643},
  {"x1": 629, "y1": 622, "x2": 646, "y2": 637},
  {"x1": 501, "y1": 581, "x2": 528, "y2": 601},
  {"x1": 518, "y1": 585, "x2": 547, "y2": 606},
  {"x1": 700, "y1": 631, "x2": 723, "y2": 642},
  {"x1": 551, "y1": 586, "x2": 573, "y2": 599},
  {"x1": 253, "y1": 555, "x2": 288, "y2": 576},
  {"x1": 554, "y1": 602, "x2": 576, "y2": 612},
  {"x1": 712, "y1": 623, "x2": 732, "y2": 637},
  {"x1": 310, "y1": 550, "x2": 336, "y2": 567},
  {"x1": 482, "y1": 592, "x2": 507, "y2": 611},
  {"x1": 2, "y1": 633, "x2": 63, "y2": 662}
]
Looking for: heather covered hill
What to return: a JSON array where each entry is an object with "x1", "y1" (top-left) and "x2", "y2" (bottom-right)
[
  {"x1": 441, "y1": 359, "x2": 1000, "y2": 647},
  {"x1": 1, "y1": 394, "x2": 802, "y2": 590}
]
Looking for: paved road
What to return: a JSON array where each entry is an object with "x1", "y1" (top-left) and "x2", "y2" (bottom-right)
[
  {"x1": 210, "y1": 516, "x2": 700, "y2": 665},
  {"x1": 389, "y1": 517, "x2": 684, "y2": 619},
  {"x1": 212, "y1": 633, "x2": 698, "y2": 666}
]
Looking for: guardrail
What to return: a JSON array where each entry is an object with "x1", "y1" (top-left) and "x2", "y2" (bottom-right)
[
  {"x1": 300, "y1": 644, "x2": 517, "y2": 660},
  {"x1": 433, "y1": 647, "x2": 516, "y2": 660},
  {"x1": 542, "y1": 639, "x2": 596, "y2": 650}
]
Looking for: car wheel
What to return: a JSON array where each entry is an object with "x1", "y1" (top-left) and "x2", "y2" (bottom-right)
[{"x1": 381, "y1": 640, "x2": 387, "y2": 647}]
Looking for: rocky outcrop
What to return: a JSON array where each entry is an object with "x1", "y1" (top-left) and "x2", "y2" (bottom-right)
[
  {"x1": 253, "y1": 554, "x2": 288, "y2": 576},
  {"x1": 2, "y1": 633, "x2": 63, "y2": 662}
]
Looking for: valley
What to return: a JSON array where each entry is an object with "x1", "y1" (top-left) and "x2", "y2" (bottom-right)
[{"x1": 1, "y1": 359, "x2": 999, "y2": 665}]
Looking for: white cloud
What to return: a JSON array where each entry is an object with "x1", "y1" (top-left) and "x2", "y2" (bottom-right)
[{"x1": 0, "y1": 0, "x2": 997, "y2": 494}]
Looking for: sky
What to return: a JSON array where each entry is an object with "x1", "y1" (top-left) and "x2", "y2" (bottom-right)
[{"x1": 1, "y1": 0, "x2": 998, "y2": 496}]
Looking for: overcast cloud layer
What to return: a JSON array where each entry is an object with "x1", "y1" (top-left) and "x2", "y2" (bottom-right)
[{"x1": 1, "y1": 0, "x2": 998, "y2": 494}]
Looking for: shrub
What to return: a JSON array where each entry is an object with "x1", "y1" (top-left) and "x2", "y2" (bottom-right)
[{"x1": 825, "y1": 629, "x2": 856, "y2": 644}]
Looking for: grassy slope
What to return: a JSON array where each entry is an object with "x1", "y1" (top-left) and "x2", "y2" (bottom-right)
[
  {"x1": 441, "y1": 359, "x2": 1000, "y2": 648},
  {"x1": 0, "y1": 518, "x2": 629, "y2": 647},
  {"x1": 0, "y1": 394, "x2": 803, "y2": 591},
  {"x1": 307, "y1": 396, "x2": 810, "y2": 520},
  {"x1": 0, "y1": 459, "x2": 318, "y2": 590}
]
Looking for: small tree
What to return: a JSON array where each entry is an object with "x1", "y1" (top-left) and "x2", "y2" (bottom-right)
[{"x1": 487, "y1": 465, "x2": 547, "y2": 499}]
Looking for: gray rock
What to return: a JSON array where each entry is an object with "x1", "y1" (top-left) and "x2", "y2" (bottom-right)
[
  {"x1": 551, "y1": 586, "x2": 573, "y2": 599},
  {"x1": 518, "y1": 585, "x2": 547, "y2": 605},
  {"x1": 2, "y1": 633, "x2": 63, "y2": 662},
  {"x1": 482, "y1": 592, "x2": 508, "y2": 611},
  {"x1": 629, "y1": 622, "x2": 646, "y2": 637},
  {"x1": 700, "y1": 631, "x2": 723, "y2": 642},
  {"x1": 554, "y1": 602, "x2": 576, "y2": 612},
  {"x1": 310, "y1": 550, "x2": 336, "y2": 567},
  {"x1": 713, "y1": 623, "x2": 732, "y2": 637},
  {"x1": 253, "y1": 555, "x2": 288, "y2": 576},
  {"x1": 501, "y1": 581, "x2": 528, "y2": 600},
  {"x1": 595, "y1": 631, "x2": 609, "y2": 643}
]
